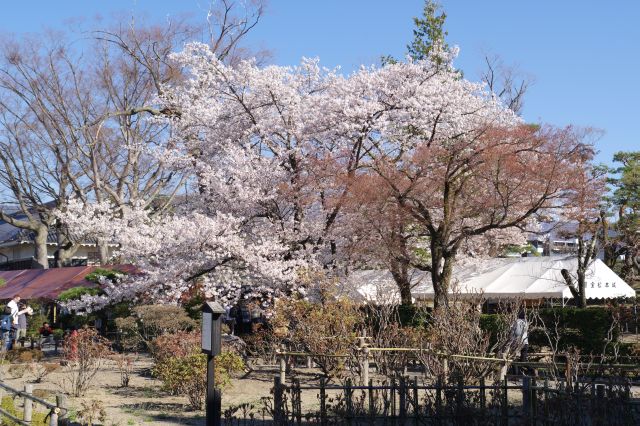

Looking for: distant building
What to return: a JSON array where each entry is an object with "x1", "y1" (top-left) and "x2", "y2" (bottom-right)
[
  {"x1": 527, "y1": 222, "x2": 581, "y2": 256},
  {"x1": 0, "y1": 210, "x2": 114, "y2": 270}
]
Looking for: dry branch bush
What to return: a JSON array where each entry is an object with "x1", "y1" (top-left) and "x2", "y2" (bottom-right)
[
  {"x1": 271, "y1": 298, "x2": 362, "y2": 380},
  {"x1": 111, "y1": 353, "x2": 137, "y2": 387},
  {"x1": 530, "y1": 304, "x2": 625, "y2": 385},
  {"x1": 76, "y1": 400, "x2": 107, "y2": 426},
  {"x1": 61, "y1": 328, "x2": 112, "y2": 397},
  {"x1": 362, "y1": 304, "x2": 424, "y2": 377},
  {"x1": 415, "y1": 292, "x2": 522, "y2": 383},
  {"x1": 151, "y1": 331, "x2": 244, "y2": 409},
  {"x1": 29, "y1": 362, "x2": 60, "y2": 383},
  {"x1": 242, "y1": 328, "x2": 280, "y2": 365}
]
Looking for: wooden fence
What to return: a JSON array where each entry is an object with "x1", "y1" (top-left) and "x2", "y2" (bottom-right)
[
  {"x1": 0, "y1": 381, "x2": 67, "y2": 425},
  {"x1": 273, "y1": 346, "x2": 640, "y2": 387},
  {"x1": 267, "y1": 375, "x2": 639, "y2": 425}
]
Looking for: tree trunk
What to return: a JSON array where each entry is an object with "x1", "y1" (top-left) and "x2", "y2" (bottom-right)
[
  {"x1": 390, "y1": 260, "x2": 413, "y2": 306},
  {"x1": 430, "y1": 235, "x2": 456, "y2": 310},
  {"x1": 561, "y1": 269, "x2": 581, "y2": 303},
  {"x1": 97, "y1": 238, "x2": 110, "y2": 265},
  {"x1": 58, "y1": 244, "x2": 79, "y2": 267},
  {"x1": 576, "y1": 269, "x2": 587, "y2": 308},
  {"x1": 33, "y1": 227, "x2": 49, "y2": 269}
]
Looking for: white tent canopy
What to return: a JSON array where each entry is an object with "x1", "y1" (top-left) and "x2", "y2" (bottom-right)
[{"x1": 342, "y1": 257, "x2": 636, "y2": 304}]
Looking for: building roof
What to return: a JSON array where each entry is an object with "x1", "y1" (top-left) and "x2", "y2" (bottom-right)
[
  {"x1": 343, "y1": 256, "x2": 636, "y2": 303},
  {"x1": 0, "y1": 265, "x2": 136, "y2": 300}
]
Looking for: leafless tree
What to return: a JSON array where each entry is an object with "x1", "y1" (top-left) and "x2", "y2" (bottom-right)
[
  {"x1": 0, "y1": 2, "x2": 266, "y2": 267},
  {"x1": 480, "y1": 53, "x2": 533, "y2": 115}
]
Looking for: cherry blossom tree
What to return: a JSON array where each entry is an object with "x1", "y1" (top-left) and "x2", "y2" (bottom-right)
[
  {"x1": 63, "y1": 40, "x2": 597, "y2": 311},
  {"x1": 336, "y1": 52, "x2": 594, "y2": 307}
]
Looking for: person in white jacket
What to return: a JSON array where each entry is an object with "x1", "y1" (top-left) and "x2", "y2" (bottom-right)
[{"x1": 6, "y1": 295, "x2": 21, "y2": 325}]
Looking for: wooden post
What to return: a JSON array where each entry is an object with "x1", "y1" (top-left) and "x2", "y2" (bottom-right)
[
  {"x1": 531, "y1": 377, "x2": 537, "y2": 422},
  {"x1": 501, "y1": 377, "x2": 509, "y2": 426},
  {"x1": 358, "y1": 336, "x2": 370, "y2": 386},
  {"x1": 456, "y1": 376, "x2": 464, "y2": 416},
  {"x1": 23, "y1": 384, "x2": 33, "y2": 423},
  {"x1": 399, "y1": 376, "x2": 407, "y2": 422},
  {"x1": 346, "y1": 377, "x2": 353, "y2": 425},
  {"x1": 412, "y1": 377, "x2": 419, "y2": 422},
  {"x1": 293, "y1": 379, "x2": 302, "y2": 426},
  {"x1": 320, "y1": 378, "x2": 327, "y2": 426},
  {"x1": 391, "y1": 378, "x2": 397, "y2": 418},
  {"x1": 497, "y1": 353, "x2": 508, "y2": 381},
  {"x1": 273, "y1": 376, "x2": 284, "y2": 424},
  {"x1": 435, "y1": 378, "x2": 442, "y2": 420},
  {"x1": 522, "y1": 376, "x2": 531, "y2": 426},
  {"x1": 480, "y1": 377, "x2": 486, "y2": 410},
  {"x1": 49, "y1": 407, "x2": 59, "y2": 426},
  {"x1": 56, "y1": 394, "x2": 68, "y2": 426},
  {"x1": 306, "y1": 356, "x2": 312, "y2": 369},
  {"x1": 368, "y1": 379, "x2": 375, "y2": 424},
  {"x1": 595, "y1": 383, "x2": 605, "y2": 399},
  {"x1": 278, "y1": 350, "x2": 287, "y2": 385},
  {"x1": 442, "y1": 356, "x2": 449, "y2": 380}
]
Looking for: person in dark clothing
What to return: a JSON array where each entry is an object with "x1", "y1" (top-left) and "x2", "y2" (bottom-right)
[
  {"x1": 39, "y1": 322, "x2": 53, "y2": 337},
  {"x1": 39, "y1": 322, "x2": 54, "y2": 348},
  {"x1": 15, "y1": 303, "x2": 28, "y2": 342},
  {"x1": 510, "y1": 310, "x2": 529, "y2": 375}
]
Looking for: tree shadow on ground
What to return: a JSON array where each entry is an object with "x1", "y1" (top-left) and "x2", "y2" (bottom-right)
[{"x1": 106, "y1": 384, "x2": 166, "y2": 398}]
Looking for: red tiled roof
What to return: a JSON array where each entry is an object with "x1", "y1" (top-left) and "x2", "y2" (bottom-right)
[{"x1": 0, "y1": 265, "x2": 136, "y2": 300}]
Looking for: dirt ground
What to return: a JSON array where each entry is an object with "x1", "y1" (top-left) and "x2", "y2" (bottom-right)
[
  {"x1": 1, "y1": 351, "x2": 639, "y2": 425},
  {"x1": 1, "y1": 354, "x2": 279, "y2": 425},
  {"x1": 0, "y1": 354, "x2": 334, "y2": 425}
]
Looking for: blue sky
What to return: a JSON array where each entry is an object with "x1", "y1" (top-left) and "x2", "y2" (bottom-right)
[{"x1": 1, "y1": 0, "x2": 638, "y2": 164}]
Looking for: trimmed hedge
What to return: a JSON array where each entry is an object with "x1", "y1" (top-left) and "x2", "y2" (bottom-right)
[
  {"x1": 528, "y1": 307, "x2": 618, "y2": 355},
  {"x1": 480, "y1": 307, "x2": 627, "y2": 356}
]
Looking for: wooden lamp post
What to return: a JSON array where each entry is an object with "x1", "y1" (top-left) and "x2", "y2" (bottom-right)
[{"x1": 202, "y1": 301, "x2": 225, "y2": 426}]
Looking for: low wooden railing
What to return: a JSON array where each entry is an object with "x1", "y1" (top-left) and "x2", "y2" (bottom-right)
[
  {"x1": 274, "y1": 344, "x2": 640, "y2": 386},
  {"x1": 0, "y1": 381, "x2": 67, "y2": 425}
]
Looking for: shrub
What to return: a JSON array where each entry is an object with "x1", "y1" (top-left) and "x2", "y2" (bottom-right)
[
  {"x1": 414, "y1": 296, "x2": 522, "y2": 382},
  {"x1": 61, "y1": 328, "x2": 112, "y2": 396},
  {"x1": 57, "y1": 286, "x2": 102, "y2": 302},
  {"x1": 362, "y1": 304, "x2": 425, "y2": 377},
  {"x1": 111, "y1": 353, "x2": 137, "y2": 387},
  {"x1": 114, "y1": 316, "x2": 143, "y2": 351},
  {"x1": 115, "y1": 305, "x2": 197, "y2": 351},
  {"x1": 30, "y1": 362, "x2": 60, "y2": 383},
  {"x1": 151, "y1": 331, "x2": 244, "y2": 409},
  {"x1": 271, "y1": 298, "x2": 362, "y2": 379},
  {"x1": 76, "y1": 400, "x2": 107, "y2": 426},
  {"x1": 85, "y1": 268, "x2": 126, "y2": 283},
  {"x1": 52, "y1": 328, "x2": 64, "y2": 341},
  {"x1": 529, "y1": 307, "x2": 618, "y2": 355},
  {"x1": 6, "y1": 348, "x2": 44, "y2": 363}
]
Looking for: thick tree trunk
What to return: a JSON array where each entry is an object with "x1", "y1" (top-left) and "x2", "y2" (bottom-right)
[
  {"x1": 57, "y1": 245, "x2": 79, "y2": 267},
  {"x1": 390, "y1": 259, "x2": 413, "y2": 306},
  {"x1": 430, "y1": 235, "x2": 455, "y2": 311},
  {"x1": 576, "y1": 269, "x2": 587, "y2": 308},
  {"x1": 33, "y1": 227, "x2": 49, "y2": 269},
  {"x1": 97, "y1": 238, "x2": 110, "y2": 265}
]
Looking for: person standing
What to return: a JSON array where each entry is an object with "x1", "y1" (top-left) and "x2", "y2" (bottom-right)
[
  {"x1": 510, "y1": 310, "x2": 529, "y2": 375},
  {"x1": 16, "y1": 303, "x2": 28, "y2": 343},
  {"x1": 7, "y1": 295, "x2": 20, "y2": 324},
  {"x1": 5, "y1": 295, "x2": 21, "y2": 349}
]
